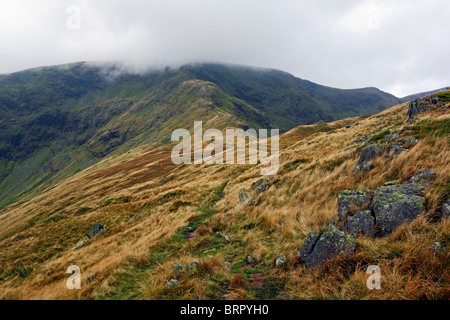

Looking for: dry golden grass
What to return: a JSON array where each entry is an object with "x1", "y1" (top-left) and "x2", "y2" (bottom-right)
[{"x1": 0, "y1": 93, "x2": 449, "y2": 300}]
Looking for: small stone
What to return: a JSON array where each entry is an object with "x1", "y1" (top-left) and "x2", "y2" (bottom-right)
[
  {"x1": 441, "y1": 199, "x2": 450, "y2": 219},
  {"x1": 173, "y1": 264, "x2": 186, "y2": 275},
  {"x1": 246, "y1": 256, "x2": 255, "y2": 264},
  {"x1": 407, "y1": 169, "x2": 437, "y2": 185},
  {"x1": 12, "y1": 236, "x2": 23, "y2": 242},
  {"x1": 165, "y1": 279, "x2": 180, "y2": 288},
  {"x1": 187, "y1": 260, "x2": 199, "y2": 275},
  {"x1": 85, "y1": 275, "x2": 94, "y2": 284},
  {"x1": 238, "y1": 189, "x2": 249, "y2": 203},
  {"x1": 275, "y1": 253, "x2": 287, "y2": 267},
  {"x1": 19, "y1": 268, "x2": 27, "y2": 278}
]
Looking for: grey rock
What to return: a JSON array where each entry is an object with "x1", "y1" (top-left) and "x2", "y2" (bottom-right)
[
  {"x1": 216, "y1": 232, "x2": 230, "y2": 242},
  {"x1": 12, "y1": 236, "x2": 22, "y2": 242},
  {"x1": 275, "y1": 253, "x2": 287, "y2": 267},
  {"x1": 299, "y1": 224, "x2": 357, "y2": 269},
  {"x1": 187, "y1": 260, "x2": 199, "y2": 275},
  {"x1": 165, "y1": 279, "x2": 180, "y2": 288},
  {"x1": 238, "y1": 189, "x2": 249, "y2": 203},
  {"x1": 384, "y1": 131, "x2": 399, "y2": 142},
  {"x1": 441, "y1": 199, "x2": 450, "y2": 219},
  {"x1": 354, "y1": 144, "x2": 385, "y2": 173},
  {"x1": 407, "y1": 98, "x2": 442, "y2": 122},
  {"x1": 252, "y1": 178, "x2": 269, "y2": 196},
  {"x1": 89, "y1": 223, "x2": 105, "y2": 238},
  {"x1": 246, "y1": 256, "x2": 255, "y2": 264},
  {"x1": 343, "y1": 210, "x2": 375, "y2": 237},
  {"x1": 430, "y1": 242, "x2": 444, "y2": 253},
  {"x1": 407, "y1": 169, "x2": 437, "y2": 185},
  {"x1": 373, "y1": 185, "x2": 426, "y2": 237},
  {"x1": 337, "y1": 189, "x2": 374, "y2": 221},
  {"x1": 384, "y1": 180, "x2": 400, "y2": 186},
  {"x1": 173, "y1": 264, "x2": 186, "y2": 275},
  {"x1": 19, "y1": 268, "x2": 27, "y2": 278},
  {"x1": 85, "y1": 275, "x2": 94, "y2": 284}
]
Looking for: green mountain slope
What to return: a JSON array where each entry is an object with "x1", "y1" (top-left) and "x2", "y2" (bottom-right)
[{"x1": 0, "y1": 61, "x2": 428, "y2": 209}]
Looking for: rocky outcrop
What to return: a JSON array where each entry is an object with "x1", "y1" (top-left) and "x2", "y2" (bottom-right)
[
  {"x1": 373, "y1": 185, "x2": 426, "y2": 237},
  {"x1": 299, "y1": 224, "x2": 357, "y2": 269},
  {"x1": 407, "y1": 96, "x2": 445, "y2": 123},
  {"x1": 338, "y1": 189, "x2": 374, "y2": 221}
]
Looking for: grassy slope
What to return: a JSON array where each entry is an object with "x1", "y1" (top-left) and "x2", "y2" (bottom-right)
[{"x1": 0, "y1": 91, "x2": 448, "y2": 300}]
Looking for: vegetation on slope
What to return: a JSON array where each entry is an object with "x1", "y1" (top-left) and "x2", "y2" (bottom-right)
[{"x1": 0, "y1": 91, "x2": 448, "y2": 300}]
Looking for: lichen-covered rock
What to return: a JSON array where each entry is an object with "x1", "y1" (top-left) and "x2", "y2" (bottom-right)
[
  {"x1": 216, "y1": 232, "x2": 231, "y2": 242},
  {"x1": 353, "y1": 144, "x2": 385, "y2": 173},
  {"x1": 173, "y1": 264, "x2": 186, "y2": 275},
  {"x1": 337, "y1": 189, "x2": 374, "y2": 221},
  {"x1": 275, "y1": 253, "x2": 287, "y2": 267},
  {"x1": 441, "y1": 199, "x2": 450, "y2": 219},
  {"x1": 343, "y1": 210, "x2": 375, "y2": 237},
  {"x1": 165, "y1": 279, "x2": 180, "y2": 288},
  {"x1": 407, "y1": 169, "x2": 437, "y2": 185},
  {"x1": 251, "y1": 179, "x2": 269, "y2": 196},
  {"x1": 238, "y1": 189, "x2": 249, "y2": 203},
  {"x1": 298, "y1": 224, "x2": 357, "y2": 269},
  {"x1": 384, "y1": 131, "x2": 399, "y2": 143},
  {"x1": 407, "y1": 97, "x2": 444, "y2": 122},
  {"x1": 246, "y1": 256, "x2": 255, "y2": 264},
  {"x1": 373, "y1": 185, "x2": 426, "y2": 237},
  {"x1": 187, "y1": 260, "x2": 199, "y2": 275}
]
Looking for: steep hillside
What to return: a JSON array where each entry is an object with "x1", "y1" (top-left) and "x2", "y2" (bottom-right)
[
  {"x1": 0, "y1": 90, "x2": 448, "y2": 300},
  {"x1": 0, "y1": 62, "x2": 410, "y2": 210}
]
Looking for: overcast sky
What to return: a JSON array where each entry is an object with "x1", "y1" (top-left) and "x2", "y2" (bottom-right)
[{"x1": 0, "y1": 0, "x2": 449, "y2": 97}]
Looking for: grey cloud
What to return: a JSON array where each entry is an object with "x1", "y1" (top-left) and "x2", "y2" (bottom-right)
[{"x1": 0, "y1": 0, "x2": 449, "y2": 96}]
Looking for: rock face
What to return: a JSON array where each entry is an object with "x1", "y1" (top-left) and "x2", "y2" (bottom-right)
[
  {"x1": 343, "y1": 210, "x2": 375, "y2": 237},
  {"x1": 338, "y1": 189, "x2": 374, "y2": 221},
  {"x1": 353, "y1": 144, "x2": 384, "y2": 173},
  {"x1": 407, "y1": 97, "x2": 444, "y2": 123},
  {"x1": 373, "y1": 185, "x2": 426, "y2": 237},
  {"x1": 299, "y1": 224, "x2": 357, "y2": 269},
  {"x1": 407, "y1": 169, "x2": 437, "y2": 185}
]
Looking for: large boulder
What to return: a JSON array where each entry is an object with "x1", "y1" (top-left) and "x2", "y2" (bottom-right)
[
  {"x1": 299, "y1": 224, "x2": 357, "y2": 269},
  {"x1": 373, "y1": 185, "x2": 426, "y2": 237},
  {"x1": 337, "y1": 189, "x2": 374, "y2": 221},
  {"x1": 354, "y1": 144, "x2": 385, "y2": 173},
  {"x1": 343, "y1": 210, "x2": 375, "y2": 237}
]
